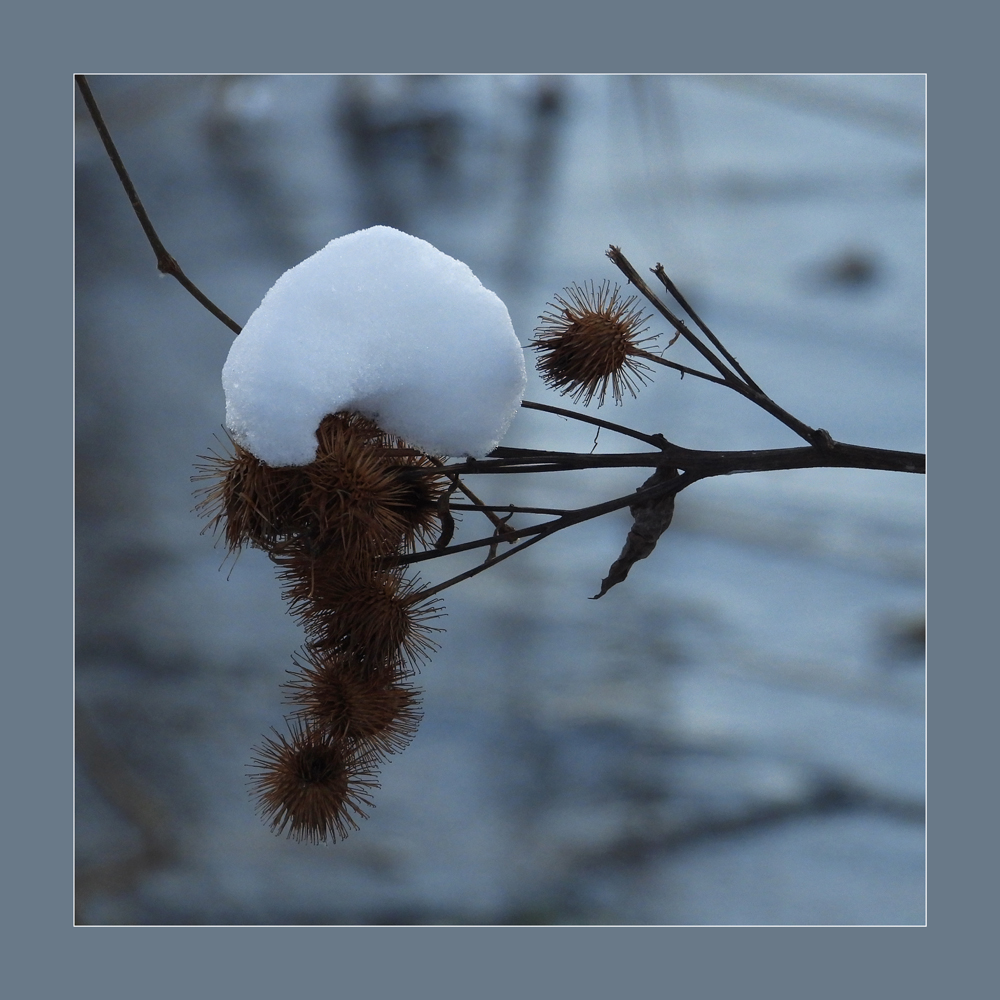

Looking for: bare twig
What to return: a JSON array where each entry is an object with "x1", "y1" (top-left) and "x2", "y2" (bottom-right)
[
  {"x1": 520, "y1": 399, "x2": 670, "y2": 449},
  {"x1": 431, "y1": 441, "x2": 924, "y2": 478},
  {"x1": 75, "y1": 75, "x2": 244, "y2": 336},
  {"x1": 483, "y1": 511, "x2": 515, "y2": 563},
  {"x1": 651, "y1": 262, "x2": 762, "y2": 392},
  {"x1": 608, "y1": 245, "x2": 737, "y2": 384},
  {"x1": 397, "y1": 470, "x2": 698, "y2": 570},
  {"x1": 421, "y1": 530, "x2": 554, "y2": 597},
  {"x1": 397, "y1": 431, "x2": 923, "y2": 571},
  {"x1": 633, "y1": 349, "x2": 731, "y2": 386},
  {"x1": 418, "y1": 470, "x2": 698, "y2": 595},
  {"x1": 427, "y1": 456, "x2": 516, "y2": 542},
  {"x1": 448, "y1": 502, "x2": 571, "y2": 516},
  {"x1": 608, "y1": 245, "x2": 829, "y2": 448}
]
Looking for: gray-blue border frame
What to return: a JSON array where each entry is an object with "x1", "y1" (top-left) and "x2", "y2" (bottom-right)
[{"x1": 7, "y1": 0, "x2": 986, "y2": 995}]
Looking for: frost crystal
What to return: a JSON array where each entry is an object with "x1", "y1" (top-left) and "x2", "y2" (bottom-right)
[{"x1": 223, "y1": 226, "x2": 526, "y2": 466}]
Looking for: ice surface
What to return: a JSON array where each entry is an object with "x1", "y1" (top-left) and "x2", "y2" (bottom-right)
[{"x1": 223, "y1": 226, "x2": 526, "y2": 465}]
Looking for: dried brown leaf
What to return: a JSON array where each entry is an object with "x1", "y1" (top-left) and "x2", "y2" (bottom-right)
[{"x1": 592, "y1": 466, "x2": 678, "y2": 599}]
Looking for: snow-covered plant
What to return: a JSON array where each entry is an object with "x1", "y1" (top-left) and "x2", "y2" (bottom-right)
[
  {"x1": 221, "y1": 226, "x2": 526, "y2": 466},
  {"x1": 77, "y1": 76, "x2": 926, "y2": 846},
  {"x1": 195, "y1": 227, "x2": 527, "y2": 842}
]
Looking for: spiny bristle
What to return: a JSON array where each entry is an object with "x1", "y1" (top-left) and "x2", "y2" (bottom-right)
[
  {"x1": 276, "y1": 553, "x2": 443, "y2": 674},
  {"x1": 201, "y1": 412, "x2": 452, "y2": 845},
  {"x1": 193, "y1": 413, "x2": 447, "y2": 558},
  {"x1": 284, "y1": 647, "x2": 423, "y2": 758},
  {"x1": 247, "y1": 719, "x2": 380, "y2": 844},
  {"x1": 306, "y1": 412, "x2": 446, "y2": 555},
  {"x1": 193, "y1": 434, "x2": 310, "y2": 553},
  {"x1": 531, "y1": 280, "x2": 657, "y2": 406}
]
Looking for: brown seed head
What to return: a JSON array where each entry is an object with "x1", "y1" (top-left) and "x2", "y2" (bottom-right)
[
  {"x1": 193, "y1": 413, "x2": 447, "y2": 558},
  {"x1": 193, "y1": 433, "x2": 311, "y2": 553},
  {"x1": 276, "y1": 553, "x2": 444, "y2": 675},
  {"x1": 284, "y1": 647, "x2": 423, "y2": 757},
  {"x1": 248, "y1": 720, "x2": 380, "y2": 844},
  {"x1": 531, "y1": 281, "x2": 657, "y2": 406},
  {"x1": 307, "y1": 412, "x2": 446, "y2": 556}
]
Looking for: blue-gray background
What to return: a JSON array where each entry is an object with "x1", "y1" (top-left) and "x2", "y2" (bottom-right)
[{"x1": 75, "y1": 74, "x2": 925, "y2": 925}]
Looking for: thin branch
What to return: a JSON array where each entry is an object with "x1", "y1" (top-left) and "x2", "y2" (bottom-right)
[
  {"x1": 520, "y1": 399, "x2": 670, "y2": 448},
  {"x1": 397, "y1": 433, "x2": 924, "y2": 570},
  {"x1": 395, "y1": 522, "x2": 550, "y2": 566},
  {"x1": 398, "y1": 470, "x2": 699, "y2": 568},
  {"x1": 448, "y1": 502, "x2": 572, "y2": 516},
  {"x1": 447, "y1": 460, "x2": 654, "y2": 475},
  {"x1": 651, "y1": 262, "x2": 762, "y2": 393},
  {"x1": 633, "y1": 349, "x2": 730, "y2": 386},
  {"x1": 732, "y1": 388, "x2": 829, "y2": 449},
  {"x1": 420, "y1": 470, "x2": 700, "y2": 592},
  {"x1": 431, "y1": 440, "x2": 924, "y2": 478},
  {"x1": 75, "y1": 75, "x2": 244, "y2": 336},
  {"x1": 609, "y1": 246, "x2": 827, "y2": 448},
  {"x1": 608, "y1": 246, "x2": 737, "y2": 384},
  {"x1": 429, "y1": 458, "x2": 515, "y2": 539},
  {"x1": 424, "y1": 448, "x2": 665, "y2": 476},
  {"x1": 420, "y1": 530, "x2": 553, "y2": 597}
]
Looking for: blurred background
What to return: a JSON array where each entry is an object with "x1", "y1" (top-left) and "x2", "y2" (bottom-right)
[{"x1": 75, "y1": 74, "x2": 925, "y2": 925}]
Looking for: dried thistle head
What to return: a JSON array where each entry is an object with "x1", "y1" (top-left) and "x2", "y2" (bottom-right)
[
  {"x1": 193, "y1": 433, "x2": 311, "y2": 553},
  {"x1": 284, "y1": 647, "x2": 423, "y2": 758},
  {"x1": 531, "y1": 281, "x2": 657, "y2": 406},
  {"x1": 277, "y1": 554, "x2": 444, "y2": 675},
  {"x1": 194, "y1": 412, "x2": 447, "y2": 559},
  {"x1": 307, "y1": 412, "x2": 446, "y2": 556},
  {"x1": 248, "y1": 720, "x2": 379, "y2": 844}
]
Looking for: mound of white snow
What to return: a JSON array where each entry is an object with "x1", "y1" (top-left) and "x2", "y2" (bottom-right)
[{"x1": 222, "y1": 227, "x2": 526, "y2": 466}]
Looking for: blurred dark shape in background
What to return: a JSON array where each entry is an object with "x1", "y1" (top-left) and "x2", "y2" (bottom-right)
[
  {"x1": 879, "y1": 614, "x2": 926, "y2": 667},
  {"x1": 204, "y1": 76, "x2": 310, "y2": 268},
  {"x1": 337, "y1": 75, "x2": 464, "y2": 231},
  {"x1": 502, "y1": 78, "x2": 564, "y2": 283},
  {"x1": 809, "y1": 247, "x2": 883, "y2": 292},
  {"x1": 334, "y1": 75, "x2": 565, "y2": 284},
  {"x1": 825, "y1": 249, "x2": 881, "y2": 289}
]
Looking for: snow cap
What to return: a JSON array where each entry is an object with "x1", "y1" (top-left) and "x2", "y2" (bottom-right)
[{"x1": 223, "y1": 227, "x2": 526, "y2": 466}]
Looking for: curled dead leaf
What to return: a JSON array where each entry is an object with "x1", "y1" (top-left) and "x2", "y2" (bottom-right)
[{"x1": 592, "y1": 466, "x2": 678, "y2": 599}]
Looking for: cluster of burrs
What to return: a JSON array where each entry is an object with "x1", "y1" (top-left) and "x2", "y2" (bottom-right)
[
  {"x1": 194, "y1": 282, "x2": 659, "y2": 844},
  {"x1": 195, "y1": 412, "x2": 449, "y2": 843}
]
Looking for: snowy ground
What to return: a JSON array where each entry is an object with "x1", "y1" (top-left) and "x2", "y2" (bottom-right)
[{"x1": 75, "y1": 74, "x2": 925, "y2": 925}]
